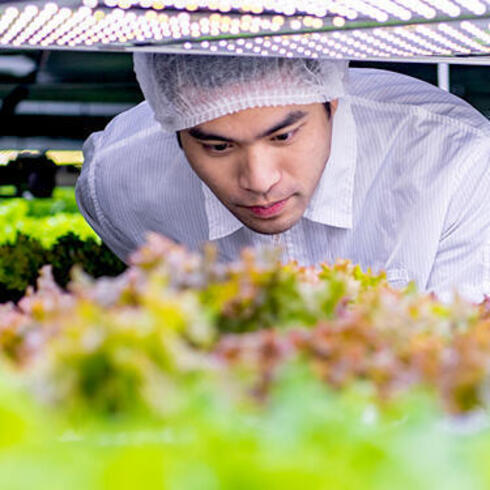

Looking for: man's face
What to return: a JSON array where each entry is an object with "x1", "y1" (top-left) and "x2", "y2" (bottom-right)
[{"x1": 179, "y1": 101, "x2": 337, "y2": 235}]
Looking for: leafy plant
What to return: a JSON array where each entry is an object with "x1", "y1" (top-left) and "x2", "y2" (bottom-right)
[
  {"x1": 0, "y1": 233, "x2": 126, "y2": 303},
  {"x1": 0, "y1": 234, "x2": 488, "y2": 489},
  {"x1": 0, "y1": 233, "x2": 486, "y2": 416},
  {"x1": 0, "y1": 188, "x2": 96, "y2": 247}
]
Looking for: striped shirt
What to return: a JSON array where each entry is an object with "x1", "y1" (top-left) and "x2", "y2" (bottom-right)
[{"x1": 76, "y1": 68, "x2": 490, "y2": 302}]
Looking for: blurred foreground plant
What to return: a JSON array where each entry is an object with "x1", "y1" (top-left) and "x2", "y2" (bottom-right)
[
  {"x1": 0, "y1": 234, "x2": 489, "y2": 489},
  {"x1": 0, "y1": 233, "x2": 487, "y2": 417}
]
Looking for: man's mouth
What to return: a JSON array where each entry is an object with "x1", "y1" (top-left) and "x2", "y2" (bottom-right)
[{"x1": 245, "y1": 197, "x2": 290, "y2": 218}]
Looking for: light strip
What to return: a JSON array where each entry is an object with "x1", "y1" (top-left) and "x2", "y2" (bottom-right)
[
  {"x1": 94, "y1": 0, "x2": 332, "y2": 17},
  {"x1": 0, "y1": 150, "x2": 84, "y2": 165},
  {"x1": 173, "y1": 18, "x2": 489, "y2": 59},
  {"x1": 15, "y1": 101, "x2": 135, "y2": 116},
  {"x1": 46, "y1": 150, "x2": 84, "y2": 165},
  {"x1": 0, "y1": 150, "x2": 23, "y2": 165}
]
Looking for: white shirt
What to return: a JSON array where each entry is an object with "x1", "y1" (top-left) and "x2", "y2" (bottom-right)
[{"x1": 76, "y1": 68, "x2": 490, "y2": 302}]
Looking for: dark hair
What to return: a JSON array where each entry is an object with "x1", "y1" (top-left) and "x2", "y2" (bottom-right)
[
  {"x1": 176, "y1": 101, "x2": 331, "y2": 149},
  {"x1": 323, "y1": 101, "x2": 331, "y2": 118}
]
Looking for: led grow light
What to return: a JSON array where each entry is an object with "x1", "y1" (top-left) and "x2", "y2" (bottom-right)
[{"x1": 0, "y1": 0, "x2": 488, "y2": 62}]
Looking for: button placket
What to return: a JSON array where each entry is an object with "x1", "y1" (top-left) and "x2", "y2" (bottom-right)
[
  {"x1": 271, "y1": 233, "x2": 283, "y2": 262},
  {"x1": 281, "y1": 230, "x2": 291, "y2": 263}
]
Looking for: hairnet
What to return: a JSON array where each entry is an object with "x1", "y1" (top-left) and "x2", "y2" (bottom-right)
[{"x1": 133, "y1": 53, "x2": 349, "y2": 132}]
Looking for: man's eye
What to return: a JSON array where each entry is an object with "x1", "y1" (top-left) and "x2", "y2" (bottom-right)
[
  {"x1": 203, "y1": 143, "x2": 231, "y2": 152},
  {"x1": 272, "y1": 131, "x2": 294, "y2": 142}
]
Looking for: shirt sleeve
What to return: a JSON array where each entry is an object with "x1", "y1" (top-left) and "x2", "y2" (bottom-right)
[
  {"x1": 426, "y1": 136, "x2": 490, "y2": 303},
  {"x1": 75, "y1": 131, "x2": 134, "y2": 263}
]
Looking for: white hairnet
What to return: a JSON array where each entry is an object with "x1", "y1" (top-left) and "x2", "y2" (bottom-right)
[{"x1": 133, "y1": 53, "x2": 349, "y2": 132}]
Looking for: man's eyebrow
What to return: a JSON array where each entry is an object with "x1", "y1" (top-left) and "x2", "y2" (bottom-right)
[
  {"x1": 187, "y1": 127, "x2": 234, "y2": 142},
  {"x1": 187, "y1": 110, "x2": 308, "y2": 143},
  {"x1": 259, "y1": 110, "x2": 307, "y2": 138}
]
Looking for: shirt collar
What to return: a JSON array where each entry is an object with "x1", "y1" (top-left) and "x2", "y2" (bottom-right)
[
  {"x1": 201, "y1": 181, "x2": 243, "y2": 241},
  {"x1": 303, "y1": 97, "x2": 357, "y2": 228},
  {"x1": 201, "y1": 96, "x2": 357, "y2": 241}
]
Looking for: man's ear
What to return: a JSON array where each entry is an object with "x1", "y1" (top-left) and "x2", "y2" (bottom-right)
[{"x1": 330, "y1": 99, "x2": 339, "y2": 116}]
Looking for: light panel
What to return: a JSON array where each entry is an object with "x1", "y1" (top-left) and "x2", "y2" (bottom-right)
[{"x1": 0, "y1": 1, "x2": 488, "y2": 62}]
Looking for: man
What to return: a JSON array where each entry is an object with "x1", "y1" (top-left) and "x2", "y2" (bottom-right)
[{"x1": 76, "y1": 53, "x2": 489, "y2": 302}]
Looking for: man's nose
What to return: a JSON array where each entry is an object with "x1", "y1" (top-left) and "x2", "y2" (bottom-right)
[{"x1": 238, "y1": 146, "x2": 281, "y2": 195}]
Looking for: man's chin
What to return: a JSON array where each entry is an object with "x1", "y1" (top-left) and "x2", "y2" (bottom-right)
[{"x1": 238, "y1": 214, "x2": 300, "y2": 235}]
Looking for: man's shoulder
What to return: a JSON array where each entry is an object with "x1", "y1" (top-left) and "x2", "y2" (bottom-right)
[
  {"x1": 347, "y1": 68, "x2": 489, "y2": 136},
  {"x1": 82, "y1": 100, "x2": 195, "y2": 195},
  {"x1": 91, "y1": 101, "x2": 174, "y2": 154},
  {"x1": 77, "y1": 100, "x2": 208, "y2": 257}
]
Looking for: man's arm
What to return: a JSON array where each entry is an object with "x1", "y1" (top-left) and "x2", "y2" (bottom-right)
[
  {"x1": 426, "y1": 137, "x2": 489, "y2": 303},
  {"x1": 76, "y1": 131, "x2": 134, "y2": 263}
]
